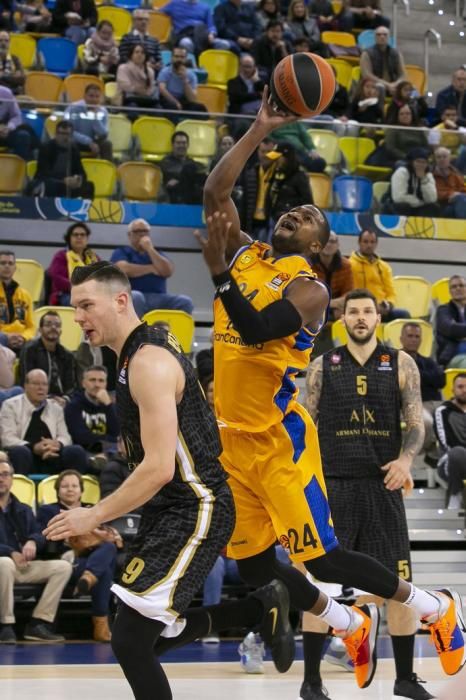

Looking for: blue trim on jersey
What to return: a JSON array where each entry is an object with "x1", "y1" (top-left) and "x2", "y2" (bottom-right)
[
  {"x1": 282, "y1": 409, "x2": 306, "y2": 463},
  {"x1": 304, "y1": 475, "x2": 338, "y2": 553},
  {"x1": 274, "y1": 367, "x2": 299, "y2": 416},
  {"x1": 293, "y1": 327, "x2": 316, "y2": 352}
]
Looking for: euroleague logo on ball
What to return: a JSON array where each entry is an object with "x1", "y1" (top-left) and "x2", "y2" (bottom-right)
[{"x1": 270, "y1": 53, "x2": 336, "y2": 118}]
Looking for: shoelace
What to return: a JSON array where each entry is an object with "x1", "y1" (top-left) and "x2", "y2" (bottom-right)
[{"x1": 429, "y1": 617, "x2": 454, "y2": 653}]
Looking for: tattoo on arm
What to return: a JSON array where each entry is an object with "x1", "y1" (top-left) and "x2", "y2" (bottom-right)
[
  {"x1": 399, "y1": 352, "x2": 425, "y2": 461},
  {"x1": 305, "y1": 356, "x2": 323, "y2": 423}
]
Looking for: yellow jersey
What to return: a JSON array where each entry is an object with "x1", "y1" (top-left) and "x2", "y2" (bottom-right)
[{"x1": 213, "y1": 241, "x2": 325, "y2": 433}]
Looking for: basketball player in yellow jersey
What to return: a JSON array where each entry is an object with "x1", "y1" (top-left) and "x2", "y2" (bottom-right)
[{"x1": 196, "y1": 88, "x2": 466, "y2": 696}]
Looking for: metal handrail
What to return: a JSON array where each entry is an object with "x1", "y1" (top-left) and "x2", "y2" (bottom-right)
[
  {"x1": 424, "y1": 28, "x2": 442, "y2": 92},
  {"x1": 392, "y1": 0, "x2": 410, "y2": 45}
]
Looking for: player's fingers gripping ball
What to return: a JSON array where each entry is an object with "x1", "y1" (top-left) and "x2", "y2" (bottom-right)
[{"x1": 270, "y1": 53, "x2": 336, "y2": 118}]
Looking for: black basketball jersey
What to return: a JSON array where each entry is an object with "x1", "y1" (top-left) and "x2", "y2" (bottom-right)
[
  {"x1": 116, "y1": 323, "x2": 227, "y2": 509},
  {"x1": 318, "y1": 343, "x2": 402, "y2": 478}
]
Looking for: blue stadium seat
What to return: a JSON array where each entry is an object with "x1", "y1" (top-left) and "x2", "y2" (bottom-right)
[
  {"x1": 114, "y1": 0, "x2": 142, "y2": 9},
  {"x1": 333, "y1": 175, "x2": 373, "y2": 213},
  {"x1": 357, "y1": 29, "x2": 395, "y2": 48},
  {"x1": 21, "y1": 110, "x2": 45, "y2": 141},
  {"x1": 38, "y1": 37, "x2": 77, "y2": 78}
]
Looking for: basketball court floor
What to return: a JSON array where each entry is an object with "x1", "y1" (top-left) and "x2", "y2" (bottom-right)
[{"x1": 0, "y1": 636, "x2": 454, "y2": 699}]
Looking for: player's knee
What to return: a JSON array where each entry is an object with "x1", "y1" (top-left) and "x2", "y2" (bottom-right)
[
  {"x1": 237, "y1": 550, "x2": 276, "y2": 587},
  {"x1": 111, "y1": 622, "x2": 134, "y2": 663},
  {"x1": 303, "y1": 547, "x2": 345, "y2": 582}
]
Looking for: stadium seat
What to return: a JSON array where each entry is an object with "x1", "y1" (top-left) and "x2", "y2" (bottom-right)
[
  {"x1": 132, "y1": 116, "x2": 175, "y2": 161},
  {"x1": 392, "y1": 276, "x2": 431, "y2": 318},
  {"x1": 309, "y1": 173, "x2": 332, "y2": 208},
  {"x1": 10, "y1": 33, "x2": 36, "y2": 69},
  {"x1": 118, "y1": 162, "x2": 162, "y2": 200},
  {"x1": 114, "y1": 0, "x2": 142, "y2": 9},
  {"x1": 33, "y1": 306, "x2": 82, "y2": 351},
  {"x1": 333, "y1": 175, "x2": 373, "y2": 212},
  {"x1": 322, "y1": 31, "x2": 356, "y2": 46},
  {"x1": 350, "y1": 65, "x2": 361, "y2": 90},
  {"x1": 357, "y1": 30, "x2": 395, "y2": 49},
  {"x1": 142, "y1": 309, "x2": 195, "y2": 352},
  {"x1": 331, "y1": 318, "x2": 348, "y2": 346},
  {"x1": 38, "y1": 474, "x2": 100, "y2": 505},
  {"x1": 443, "y1": 368, "x2": 465, "y2": 400},
  {"x1": 196, "y1": 84, "x2": 227, "y2": 114},
  {"x1": 431, "y1": 277, "x2": 451, "y2": 306},
  {"x1": 0, "y1": 154, "x2": 26, "y2": 195},
  {"x1": 201, "y1": 0, "x2": 220, "y2": 7},
  {"x1": 82, "y1": 158, "x2": 117, "y2": 198},
  {"x1": 11, "y1": 474, "x2": 36, "y2": 508},
  {"x1": 108, "y1": 113, "x2": 133, "y2": 161},
  {"x1": 373, "y1": 180, "x2": 390, "y2": 208},
  {"x1": 21, "y1": 110, "x2": 45, "y2": 141},
  {"x1": 37, "y1": 37, "x2": 77, "y2": 77},
  {"x1": 327, "y1": 58, "x2": 353, "y2": 91},
  {"x1": 64, "y1": 74, "x2": 105, "y2": 102},
  {"x1": 161, "y1": 48, "x2": 172, "y2": 65},
  {"x1": 15, "y1": 259, "x2": 44, "y2": 304},
  {"x1": 44, "y1": 112, "x2": 64, "y2": 139},
  {"x1": 25, "y1": 72, "x2": 63, "y2": 103},
  {"x1": 198, "y1": 49, "x2": 239, "y2": 88},
  {"x1": 97, "y1": 6, "x2": 132, "y2": 41},
  {"x1": 176, "y1": 119, "x2": 217, "y2": 162},
  {"x1": 405, "y1": 64, "x2": 426, "y2": 95},
  {"x1": 307, "y1": 129, "x2": 340, "y2": 169},
  {"x1": 104, "y1": 81, "x2": 119, "y2": 103},
  {"x1": 383, "y1": 318, "x2": 433, "y2": 357},
  {"x1": 148, "y1": 11, "x2": 172, "y2": 43},
  {"x1": 26, "y1": 160, "x2": 37, "y2": 180},
  {"x1": 152, "y1": 0, "x2": 169, "y2": 7},
  {"x1": 338, "y1": 136, "x2": 375, "y2": 173}
]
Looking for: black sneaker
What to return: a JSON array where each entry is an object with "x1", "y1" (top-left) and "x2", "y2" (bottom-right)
[
  {"x1": 393, "y1": 673, "x2": 435, "y2": 699},
  {"x1": 23, "y1": 622, "x2": 65, "y2": 642},
  {"x1": 0, "y1": 625, "x2": 17, "y2": 644},
  {"x1": 300, "y1": 680, "x2": 331, "y2": 700},
  {"x1": 251, "y1": 579, "x2": 295, "y2": 673}
]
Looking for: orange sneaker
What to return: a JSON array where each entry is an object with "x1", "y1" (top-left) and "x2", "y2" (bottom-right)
[
  {"x1": 336, "y1": 603, "x2": 379, "y2": 689},
  {"x1": 423, "y1": 589, "x2": 466, "y2": 676}
]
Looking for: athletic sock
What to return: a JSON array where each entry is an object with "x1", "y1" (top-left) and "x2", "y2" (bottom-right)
[
  {"x1": 303, "y1": 631, "x2": 327, "y2": 684},
  {"x1": 402, "y1": 584, "x2": 441, "y2": 619},
  {"x1": 316, "y1": 597, "x2": 354, "y2": 633},
  {"x1": 391, "y1": 634, "x2": 415, "y2": 681}
]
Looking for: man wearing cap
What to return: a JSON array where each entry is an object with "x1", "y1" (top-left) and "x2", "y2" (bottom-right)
[{"x1": 386, "y1": 147, "x2": 440, "y2": 217}]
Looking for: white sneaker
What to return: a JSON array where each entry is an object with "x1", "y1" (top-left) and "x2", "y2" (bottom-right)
[
  {"x1": 323, "y1": 636, "x2": 353, "y2": 672},
  {"x1": 447, "y1": 493, "x2": 463, "y2": 510},
  {"x1": 238, "y1": 631, "x2": 265, "y2": 674}
]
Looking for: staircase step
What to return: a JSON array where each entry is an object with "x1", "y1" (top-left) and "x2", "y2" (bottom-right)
[
  {"x1": 412, "y1": 550, "x2": 466, "y2": 562},
  {"x1": 409, "y1": 528, "x2": 465, "y2": 541}
]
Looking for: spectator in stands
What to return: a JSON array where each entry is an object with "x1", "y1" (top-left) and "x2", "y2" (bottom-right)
[
  {"x1": 385, "y1": 80, "x2": 428, "y2": 125},
  {"x1": 264, "y1": 143, "x2": 313, "y2": 229},
  {"x1": 0, "y1": 345, "x2": 22, "y2": 406},
  {"x1": 310, "y1": 232, "x2": 353, "y2": 322},
  {"x1": 214, "y1": 0, "x2": 262, "y2": 55},
  {"x1": 0, "y1": 86, "x2": 35, "y2": 160},
  {"x1": 111, "y1": 218, "x2": 194, "y2": 316},
  {"x1": 255, "y1": 0, "x2": 282, "y2": 31},
  {"x1": 47, "y1": 222, "x2": 100, "y2": 306},
  {"x1": 308, "y1": 0, "x2": 352, "y2": 32},
  {"x1": 195, "y1": 329, "x2": 213, "y2": 385},
  {"x1": 0, "y1": 369, "x2": 88, "y2": 475},
  {"x1": 52, "y1": 0, "x2": 97, "y2": 44},
  {"x1": 159, "y1": 131, "x2": 207, "y2": 204},
  {"x1": 433, "y1": 146, "x2": 466, "y2": 219},
  {"x1": 239, "y1": 136, "x2": 277, "y2": 240},
  {"x1": 347, "y1": 0, "x2": 390, "y2": 30},
  {"x1": 161, "y1": 0, "x2": 229, "y2": 55},
  {"x1": 64, "y1": 83, "x2": 112, "y2": 161},
  {"x1": 385, "y1": 146, "x2": 440, "y2": 218},
  {"x1": 118, "y1": 10, "x2": 161, "y2": 71},
  {"x1": 349, "y1": 229, "x2": 410, "y2": 321},
  {"x1": 17, "y1": 0, "x2": 52, "y2": 33},
  {"x1": 82, "y1": 20, "x2": 119, "y2": 77},
  {"x1": 0, "y1": 250, "x2": 35, "y2": 354},
  {"x1": 64, "y1": 365, "x2": 119, "y2": 470},
  {"x1": 360, "y1": 26, "x2": 406, "y2": 99},
  {"x1": 0, "y1": 0, "x2": 13, "y2": 30},
  {"x1": 434, "y1": 373, "x2": 466, "y2": 509},
  {"x1": 116, "y1": 44, "x2": 159, "y2": 110},
  {"x1": 285, "y1": 0, "x2": 329, "y2": 58},
  {"x1": 28, "y1": 120, "x2": 94, "y2": 199},
  {"x1": 435, "y1": 67, "x2": 466, "y2": 127},
  {"x1": 368, "y1": 103, "x2": 429, "y2": 168},
  {"x1": 252, "y1": 20, "x2": 291, "y2": 82},
  {"x1": 37, "y1": 469, "x2": 119, "y2": 642},
  {"x1": 209, "y1": 134, "x2": 235, "y2": 172},
  {"x1": 0, "y1": 452, "x2": 72, "y2": 643},
  {"x1": 75, "y1": 340, "x2": 117, "y2": 393},
  {"x1": 227, "y1": 54, "x2": 264, "y2": 137},
  {"x1": 348, "y1": 78, "x2": 383, "y2": 128},
  {"x1": 400, "y1": 321, "x2": 445, "y2": 463},
  {"x1": 0, "y1": 31, "x2": 25, "y2": 95},
  {"x1": 436, "y1": 274, "x2": 466, "y2": 368},
  {"x1": 429, "y1": 105, "x2": 466, "y2": 154},
  {"x1": 323, "y1": 62, "x2": 349, "y2": 119},
  {"x1": 271, "y1": 120, "x2": 327, "y2": 172},
  {"x1": 158, "y1": 46, "x2": 207, "y2": 117},
  {"x1": 19, "y1": 311, "x2": 76, "y2": 406}
]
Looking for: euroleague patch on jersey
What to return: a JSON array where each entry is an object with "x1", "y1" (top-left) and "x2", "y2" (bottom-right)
[
  {"x1": 330, "y1": 353, "x2": 341, "y2": 365},
  {"x1": 267, "y1": 271, "x2": 291, "y2": 291},
  {"x1": 279, "y1": 534, "x2": 290, "y2": 550},
  {"x1": 378, "y1": 353, "x2": 393, "y2": 371},
  {"x1": 118, "y1": 357, "x2": 128, "y2": 384}
]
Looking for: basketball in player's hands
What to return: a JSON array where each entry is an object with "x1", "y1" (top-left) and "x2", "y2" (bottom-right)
[{"x1": 270, "y1": 53, "x2": 336, "y2": 118}]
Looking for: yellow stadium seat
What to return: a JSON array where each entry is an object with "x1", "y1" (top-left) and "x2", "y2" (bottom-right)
[
  {"x1": 176, "y1": 119, "x2": 217, "y2": 161},
  {"x1": 104, "y1": 80, "x2": 119, "y2": 102},
  {"x1": 431, "y1": 277, "x2": 451, "y2": 306},
  {"x1": 26, "y1": 160, "x2": 37, "y2": 180},
  {"x1": 443, "y1": 368, "x2": 465, "y2": 400},
  {"x1": 10, "y1": 33, "x2": 36, "y2": 69},
  {"x1": 351, "y1": 65, "x2": 361, "y2": 87},
  {"x1": 11, "y1": 474, "x2": 36, "y2": 508},
  {"x1": 0, "y1": 154, "x2": 26, "y2": 195},
  {"x1": 338, "y1": 136, "x2": 376, "y2": 173},
  {"x1": 198, "y1": 49, "x2": 239, "y2": 88},
  {"x1": 108, "y1": 113, "x2": 133, "y2": 161},
  {"x1": 307, "y1": 129, "x2": 340, "y2": 169},
  {"x1": 97, "y1": 6, "x2": 132, "y2": 41},
  {"x1": 148, "y1": 11, "x2": 172, "y2": 42},
  {"x1": 15, "y1": 259, "x2": 44, "y2": 304},
  {"x1": 82, "y1": 158, "x2": 117, "y2": 198},
  {"x1": 322, "y1": 31, "x2": 356, "y2": 46},
  {"x1": 152, "y1": 0, "x2": 168, "y2": 6},
  {"x1": 332, "y1": 317, "x2": 384, "y2": 346},
  {"x1": 82, "y1": 475, "x2": 100, "y2": 505},
  {"x1": 392, "y1": 276, "x2": 431, "y2": 318},
  {"x1": 383, "y1": 319, "x2": 433, "y2": 357},
  {"x1": 196, "y1": 84, "x2": 227, "y2": 114},
  {"x1": 142, "y1": 309, "x2": 195, "y2": 353},
  {"x1": 405, "y1": 64, "x2": 426, "y2": 95},
  {"x1": 132, "y1": 116, "x2": 175, "y2": 161},
  {"x1": 44, "y1": 112, "x2": 64, "y2": 139},
  {"x1": 118, "y1": 162, "x2": 162, "y2": 200},
  {"x1": 34, "y1": 306, "x2": 82, "y2": 351},
  {"x1": 309, "y1": 173, "x2": 332, "y2": 208},
  {"x1": 373, "y1": 180, "x2": 389, "y2": 207},
  {"x1": 64, "y1": 74, "x2": 105, "y2": 102},
  {"x1": 25, "y1": 71, "x2": 63, "y2": 103},
  {"x1": 327, "y1": 58, "x2": 353, "y2": 91},
  {"x1": 37, "y1": 474, "x2": 100, "y2": 505}
]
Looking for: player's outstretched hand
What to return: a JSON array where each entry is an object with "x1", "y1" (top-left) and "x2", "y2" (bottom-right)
[
  {"x1": 256, "y1": 85, "x2": 298, "y2": 132},
  {"x1": 194, "y1": 211, "x2": 231, "y2": 276},
  {"x1": 381, "y1": 456, "x2": 412, "y2": 491},
  {"x1": 43, "y1": 507, "x2": 99, "y2": 540}
]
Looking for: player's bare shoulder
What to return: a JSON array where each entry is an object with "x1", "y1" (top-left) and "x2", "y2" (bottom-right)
[{"x1": 128, "y1": 344, "x2": 185, "y2": 404}]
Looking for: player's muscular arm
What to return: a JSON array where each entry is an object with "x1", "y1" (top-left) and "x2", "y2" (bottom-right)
[{"x1": 305, "y1": 356, "x2": 323, "y2": 423}]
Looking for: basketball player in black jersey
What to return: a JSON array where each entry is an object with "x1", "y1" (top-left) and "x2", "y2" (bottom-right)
[
  {"x1": 303, "y1": 288, "x2": 434, "y2": 700},
  {"x1": 43, "y1": 261, "x2": 296, "y2": 700}
]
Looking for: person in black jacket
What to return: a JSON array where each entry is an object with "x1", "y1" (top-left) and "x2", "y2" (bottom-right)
[
  {"x1": 52, "y1": 0, "x2": 97, "y2": 44},
  {"x1": 227, "y1": 54, "x2": 264, "y2": 117},
  {"x1": 252, "y1": 20, "x2": 291, "y2": 82},
  {"x1": 0, "y1": 452, "x2": 72, "y2": 643},
  {"x1": 214, "y1": 0, "x2": 262, "y2": 55},
  {"x1": 28, "y1": 120, "x2": 94, "y2": 199},
  {"x1": 265, "y1": 142, "x2": 313, "y2": 227},
  {"x1": 435, "y1": 274, "x2": 466, "y2": 368},
  {"x1": 434, "y1": 373, "x2": 466, "y2": 510},
  {"x1": 19, "y1": 310, "x2": 77, "y2": 406}
]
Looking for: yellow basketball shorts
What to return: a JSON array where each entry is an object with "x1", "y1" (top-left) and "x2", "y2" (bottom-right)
[{"x1": 220, "y1": 402, "x2": 339, "y2": 563}]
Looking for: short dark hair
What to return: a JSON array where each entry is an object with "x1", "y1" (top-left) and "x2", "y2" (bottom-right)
[
  {"x1": 453, "y1": 373, "x2": 466, "y2": 385},
  {"x1": 71, "y1": 260, "x2": 131, "y2": 292},
  {"x1": 0, "y1": 250, "x2": 15, "y2": 259},
  {"x1": 83, "y1": 364, "x2": 108, "y2": 376},
  {"x1": 39, "y1": 310, "x2": 60, "y2": 328},
  {"x1": 358, "y1": 229, "x2": 378, "y2": 242},
  {"x1": 172, "y1": 130, "x2": 189, "y2": 145},
  {"x1": 54, "y1": 469, "x2": 84, "y2": 496},
  {"x1": 343, "y1": 288, "x2": 377, "y2": 312},
  {"x1": 266, "y1": 19, "x2": 283, "y2": 30},
  {"x1": 85, "y1": 83, "x2": 102, "y2": 95},
  {"x1": 64, "y1": 221, "x2": 91, "y2": 247},
  {"x1": 96, "y1": 19, "x2": 113, "y2": 31},
  {"x1": 56, "y1": 119, "x2": 73, "y2": 132},
  {"x1": 401, "y1": 321, "x2": 421, "y2": 333},
  {"x1": 449, "y1": 274, "x2": 465, "y2": 284}
]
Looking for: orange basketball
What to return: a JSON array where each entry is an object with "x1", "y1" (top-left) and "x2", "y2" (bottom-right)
[{"x1": 270, "y1": 53, "x2": 336, "y2": 118}]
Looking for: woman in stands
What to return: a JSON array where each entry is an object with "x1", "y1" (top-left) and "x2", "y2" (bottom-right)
[
  {"x1": 367, "y1": 103, "x2": 430, "y2": 168},
  {"x1": 37, "y1": 469, "x2": 121, "y2": 642},
  {"x1": 255, "y1": 0, "x2": 283, "y2": 31},
  {"x1": 348, "y1": 78, "x2": 384, "y2": 129},
  {"x1": 82, "y1": 19, "x2": 119, "y2": 77},
  {"x1": 116, "y1": 43, "x2": 158, "y2": 110},
  {"x1": 47, "y1": 222, "x2": 100, "y2": 306},
  {"x1": 386, "y1": 80, "x2": 428, "y2": 125},
  {"x1": 286, "y1": 0, "x2": 329, "y2": 57}
]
